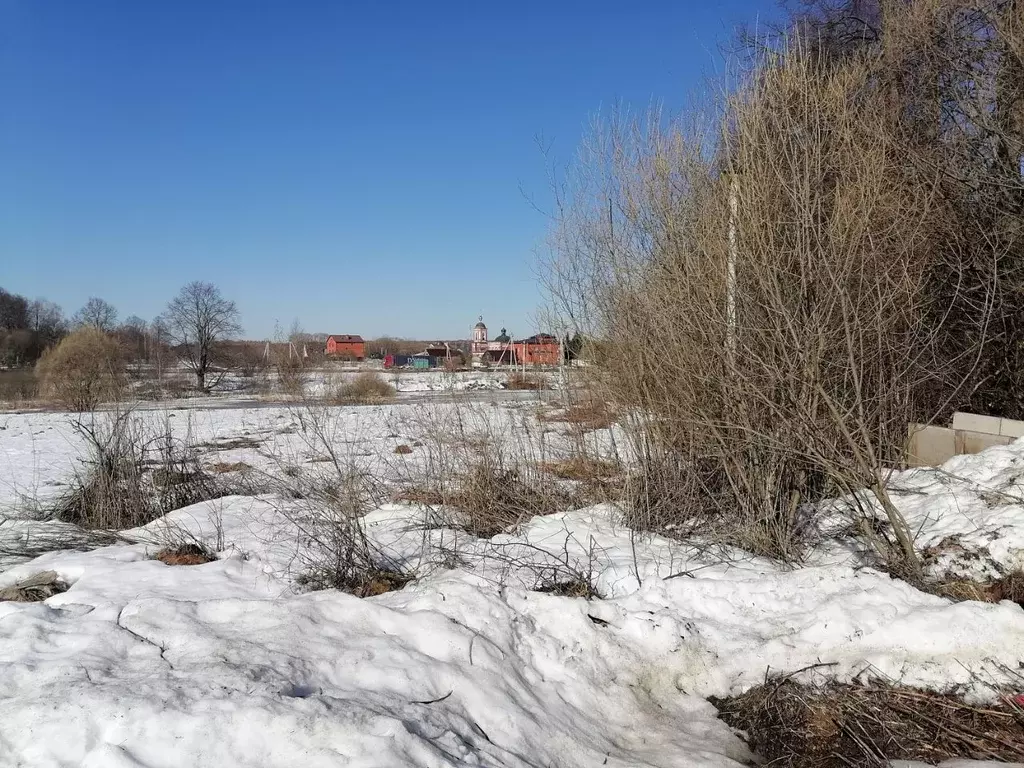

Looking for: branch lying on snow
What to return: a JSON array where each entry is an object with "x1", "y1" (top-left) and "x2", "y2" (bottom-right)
[{"x1": 411, "y1": 690, "x2": 453, "y2": 706}]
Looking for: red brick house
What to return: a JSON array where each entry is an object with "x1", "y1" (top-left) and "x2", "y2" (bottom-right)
[
  {"x1": 513, "y1": 334, "x2": 561, "y2": 366},
  {"x1": 325, "y1": 334, "x2": 365, "y2": 360}
]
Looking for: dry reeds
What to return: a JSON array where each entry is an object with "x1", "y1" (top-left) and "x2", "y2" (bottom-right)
[{"x1": 713, "y1": 679, "x2": 1024, "y2": 767}]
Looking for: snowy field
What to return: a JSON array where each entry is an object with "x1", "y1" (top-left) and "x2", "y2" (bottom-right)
[{"x1": 2, "y1": 395, "x2": 1024, "y2": 766}]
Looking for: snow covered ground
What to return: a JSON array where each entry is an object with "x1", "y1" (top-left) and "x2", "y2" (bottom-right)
[{"x1": 2, "y1": 398, "x2": 1024, "y2": 767}]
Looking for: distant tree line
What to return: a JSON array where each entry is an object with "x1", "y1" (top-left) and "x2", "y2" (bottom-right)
[{"x1": 1, "y1": 282, "x2": 243, "y2": 393}]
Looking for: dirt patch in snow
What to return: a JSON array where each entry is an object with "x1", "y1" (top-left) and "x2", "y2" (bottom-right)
[{"x1": 712, "y1": 680, "x2": 1024, "y2": 767}]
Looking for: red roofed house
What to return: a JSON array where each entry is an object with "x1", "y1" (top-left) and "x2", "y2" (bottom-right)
[{"x1": 325, "y1": 334, "x2": 365, "y2": 361}]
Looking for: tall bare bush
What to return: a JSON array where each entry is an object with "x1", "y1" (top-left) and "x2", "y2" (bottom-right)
[{"x1": 548, "y1": 49, "x2": 993, "y2": 573}]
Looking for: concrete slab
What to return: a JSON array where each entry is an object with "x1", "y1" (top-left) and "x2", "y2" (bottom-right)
[
  {"x1": 999, "y1": 418, "x2": 1024, "y2": 438},
  {"x1": 955, "y1": 430, "x2": 1012, "y2": 456},
  {"x1": 951, "y1": 411, "x2": 1002, "y2": 435},
  {"x1": 907, "y1": 424, "x2": 957, "y2": 468}
]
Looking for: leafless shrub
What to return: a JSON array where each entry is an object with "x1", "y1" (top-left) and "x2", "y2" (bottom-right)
[
  {"x1": 452, "y1": 460, "x2": 569, "y2": 537},
  {"x1": 233, "y1": 344, "x2": 269, "y2": 379},
  {"x1": 277, "y1": 358, "x2": 307, "y2": 398},
  {"x1": 278, "y1": 404, "x2": 414, "y2": 596},
  {"x1": 546, "y1": 45, "x2": 996, "y2": 573},
  {"x1": 54, "y1": 410, "x2": 240, "y2": 530},
  {"x1": 748, "y1": 0, "x2": 1024, "y2": 420},
  {"x1": 335, "y1": 372, "x2": 396, "y2": 404},
  {"x1": 36, "y1": 327, "x2": 124, "y2": 411}
]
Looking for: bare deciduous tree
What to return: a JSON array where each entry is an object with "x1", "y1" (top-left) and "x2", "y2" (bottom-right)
[
  {"x1": 162, "y1": 282, "x2": 242, "y2": 392},
  {"x1": 73, "y1": 297, "x2": 119, "y2": 332},
  {"x1": 28, "y1": 299, "x2": 67, "y2": 346},
  {"x1": 0, "y1": 288, "x2": 29, "y2": 330}
]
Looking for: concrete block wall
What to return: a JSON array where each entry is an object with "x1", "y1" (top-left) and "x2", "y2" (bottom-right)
[{"x1": 907, "y1": 412, "x2": 1024, "y2": 467}]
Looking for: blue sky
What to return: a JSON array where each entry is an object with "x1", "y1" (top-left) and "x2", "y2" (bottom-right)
[{"x1": 0, "y1": 0, "x2": 772, "y2": 340}]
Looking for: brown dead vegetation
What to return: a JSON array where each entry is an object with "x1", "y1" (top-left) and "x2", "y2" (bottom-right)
[
  {"x1": 392, "y1": 486, "x2": 447, "y2": 506},
  {"x1": 540, "y1": 457, "x2": 619, "y2": 482},
  {"x1": 447, "y1": 463, "x2": 574, "y2": 537},
  {"x1": 533, "y1": 578, "x2": 599, "y2": 599},
  {"x1": 393, "y1": 462, "x2": 577, "y2": 537},
  {"x1": 929, "y1": 570, "x2": 1024, "y2": 608},
  {"x1": 393, "y1": 444, "x2": 414, "y2": 455},
  {"x1": 298, "y1": 567, "x2": 412, "y2": 598},
  {"x1": 538, "y1": 399, "x2": 617, "y2": 432},
  {"x1": 334, "y1": 372, "x2": 396, "y2": 405},
  {"x1": 713, "y1": 680, "x2": 1024, "y2": 767},
  {"x1": 154, "y1": 543, "x2": 215, "y2": 566},
  {"x1": 207, "y1": 461, "x2": 251, "y2": 474},
  {"x1": 505, "y1": 373, "x2": 547, "y2": 391}
]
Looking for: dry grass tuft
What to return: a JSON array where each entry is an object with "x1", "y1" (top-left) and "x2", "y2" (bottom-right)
[
  {"x1": 394, "y1": 462, "x2": 576, "y2": 537},
  {"x1": 335, "y1": 372, "x2": 396, "y2": 404},
  {"x1": 392, "y1": 486, "x2": 447, "y2": 506},
  {"x1": 533, "y1": 578, "x2": 599, "y2": 599},
  {"x1": 713, "y1": 680, "x2": 1024, "y2": 767},
  {"x1": 540, "y1": 457, "x2": 619, "y2": 482},
  {"x1": 992, "y1": 571, "x2": 1024, "y2": 606},
  {"x1": 505, "y1": 373, "x2": 547, "y2": 391},
  {"x1": 393, "y1": 444, "x2": 414, "y2": 455},
  {"x1": 298, "y1": 567, "x2": 412, "y2": 598},
  {"x1": 448, "y1": 462, "x2": 572, "y2": 537},
  {"x1": 540, "y1": 399, "x2": 617, "y2": 432},
  {"x1": 921, "y1": 570, "x2": 1024, "y2": 608},
  {"x1": 207, "y1": 461, "x2": 251, "y2": 474},
  {"x1": 0, "y1": 571, "x2": 68, "y2": 602},
  {"x1": 154, "y1": 543, "x2": 215, "y2": 566}
]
